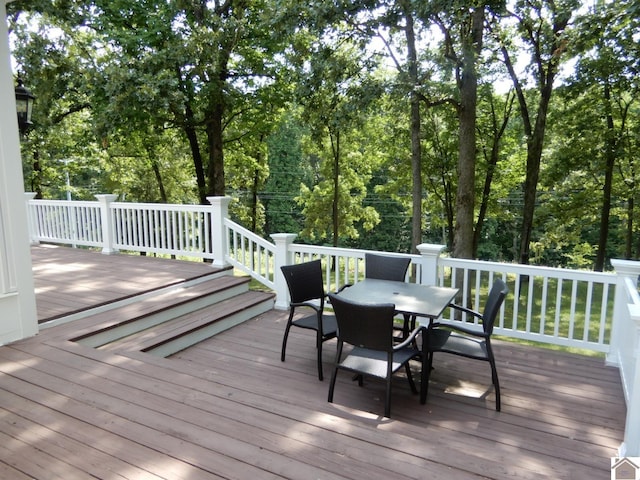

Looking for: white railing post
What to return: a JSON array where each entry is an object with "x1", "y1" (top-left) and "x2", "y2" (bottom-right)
[
  {"x1": 207, "y1": 196, "x2": 232, "y2": 268},
  {"x1": 621, "y1": 304, "x2": 640, "y2": 457},
  {"x1": 608, "y1": 260, "x2": 640, "y2": 366},
  {"x1": 95, "y1": 194, "x2": 118, "y2": 254},
  {"x1": 24, "y1": 193, "x2": 38, "y2": 245},
  {"x1": 271, "y1": 233, "x2": 297, "y2": 310},
  {"x1": 416, "y1": 243, "x2": 446, "y2": 285}
]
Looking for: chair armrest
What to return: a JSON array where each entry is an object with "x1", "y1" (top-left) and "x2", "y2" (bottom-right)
[
  {"x1": 291, "y1": 301, "x2": 321, "y2": 312},
  {"x1": 393, "y1": 326, "x2": 424, "y2": 351},
  {"x1": 336, "y1": 284, "x2": 353, "y2": 293},
  {"x1": 449, "y1": 303, "x2": 483, "y2": 320},
  {"x1": 431, "y1": 321, "x2": 488, "y2": 339}
]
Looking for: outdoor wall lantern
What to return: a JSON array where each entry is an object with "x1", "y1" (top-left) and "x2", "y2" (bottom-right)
[{"x1": 14, "y1": 78, "x2": 35, "y2": 137}]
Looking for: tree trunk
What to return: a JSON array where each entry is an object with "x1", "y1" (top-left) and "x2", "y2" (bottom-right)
[
  {"x1": 518, "y1": 82, "x2": 553, "y2": 266},
  {"x1": 151, "y1": 159, "x2": 167, "y2": 203},
  {"x1": 332, "y1": 130, "x2": 340, "y2": 247},
  {"x1": 473, "y1": 93, "x2": 512, "y2": 257},
  {"x1": 595, "y1": 81, "x2": 616, "y2": 271},
  {"x1": 251, "y1": 169, "x2": 259, "y2": 233},
  {"x1": 182, "y1": 102, "x2": 207, "y2": 204},
  {"x1": 452, "y1": 6, "x2": 484, "y2": 260},
  {"x1": 404, "y1": 8, "x2": 422, "y2": 254},
  {"x1": 505, "y1": 3, "x2": 571, "y2": 265},
  {"x1": 626, "y1": 197, "x2": 634, "y2": 259},
  {"x1": 207, "y1": 102, "x2": 226, "y2": 197}
]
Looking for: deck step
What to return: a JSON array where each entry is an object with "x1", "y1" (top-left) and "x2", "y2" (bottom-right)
[
  {"x1": 72, "y1": 275, "x2": 274, "y2": 355},
  {"x1": 100, "y1": 290, "x2": 275, "y2": 357}
]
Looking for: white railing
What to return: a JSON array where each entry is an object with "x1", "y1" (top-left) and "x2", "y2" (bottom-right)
[
  {"x1": 25, "y1": 193, "x2": 640, "y2": 456},
  {"x1": 609, "y1": 260, "x2": 640, "y2": 457},
  {"x1": 438, "y1": 258, "x2": 617, "y2": 352},
  {"x1": 277, "y1": 240, "x2": 615, "y2": 352},
  {"x1": 27, "y1": 194, "x2": 218, "y2": 260},
  {"x1": 111, "y1": 202, "x2": 214, "y2": 259},
  {"x1": 24, "y1": 192, "x2": 623, "y2": 353},
  {"x1": 225, "y1": 217, "x2": 277, "y2": 289},
  {"x1": 26, "y1": 195, "x2": 103, "y2": 248}
]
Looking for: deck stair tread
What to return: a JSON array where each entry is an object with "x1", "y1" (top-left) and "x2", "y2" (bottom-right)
[
  {"x1": 67, "y1": 275, "x2": 251, "y2": 343},
  {"x1": 101, "y1": 290, "x2": 275, "y2": 354}
]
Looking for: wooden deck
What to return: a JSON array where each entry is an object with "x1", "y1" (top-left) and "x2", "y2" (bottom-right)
[
  {"x1": 32, "y1": 244, "x2": 222, "y2": 323},
  {"x1": 0, "y1": 245, "x2": 627, "y2": 479}
]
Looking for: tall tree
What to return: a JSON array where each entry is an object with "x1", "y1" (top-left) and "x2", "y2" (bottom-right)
[
  {"x1": 295, "y1": 41, "x2": 382, "y2": 246},
  {"x1": 82, "y1": 0, "x2": 291, "y2": 204},
  {"x1": 474, "y1": 86, "x2": 514, "y2": 257},
  {"x1": 571, "y1": 1, "x2": 640, "y2": 270},
  {"x1": 489, "y1": 0, "x2": 576, "y2": 265},
  {"x1": 433, "y1": 3, "x2": 486, "y2": 260}
]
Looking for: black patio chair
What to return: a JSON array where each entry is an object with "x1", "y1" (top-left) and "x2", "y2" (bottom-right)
[
  {"x1": 339, "y1": 253, "x2": 411, "y2": 292},
  {"x1": 280, "y1": 259, "x2": 338, "y2": 381},
  {"x1": 340, "y1": 253, "x2": 412, "y2": 336},
  {"x1": 363, "y1": 252, "x2": 411, "y2": 282},
  {"x1": 422, "y1": 278, "x2": 508, "y2": 411},
  {"x1": 327, "y1": 293, "x2": 425, "y2": 418}
]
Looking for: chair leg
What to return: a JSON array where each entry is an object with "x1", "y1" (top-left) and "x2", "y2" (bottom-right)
[
  {"x1": 384, "y1": 374, "x2": 392, "y2": 418},
  {"x1": 328, "y1": 343, "x2": 343, "y2": 403},
  {"x1": 487, "y1": 342, "x2": 501, "y2": 411},
  {"x1": 328, "y1": 368, "x2": 338, "y2": 403},
  {"x1": 280, "y1": 315, "x2": 294, "y2": 362},
  {"x1": 316, "y1": 329, "x2": 324, "y2": 381},
  {"x1": 490, "y1": 358, "x2": 501, "y2": 412},
  {"x1": 405, "y1": 362, "x2": 417, "y2": 394},
  {"x1": 420, "y1": 352, "x2": 434, "y2": 404}
]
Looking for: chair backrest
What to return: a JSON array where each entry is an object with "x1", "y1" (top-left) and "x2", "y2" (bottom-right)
[
  {"x1": 482, "y1": 279, "x2": 509, "y2": 335},
  {"x1": 281, "y1": 260, "x2": 326, "y2": 304},
  {"x1": 328, "y1": 293, "x2": 396, "y2": 352},
  {"x1": 364, "y1": 253, "x2": 411, "y2": 282}
]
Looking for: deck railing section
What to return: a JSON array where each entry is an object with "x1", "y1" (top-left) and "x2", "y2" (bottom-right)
[
  {"x1": 110, "y1": 202, "x2": 214, "y2": 260},
  {"x1": 609, "y1": 260, "x2": 640, "y2": 457},
  {"x1": 225, "y1": 217, "x2": 276, "y2": 289},
  {"x1": 438, "y1": 258, "x2": 617, "y2": 352},
  {"x1": 27, "y1": 197, "x2": 103, "y2": 248},
  {"x1": 25, "y1": 193, "x2": 640, "y2": 455},
  {"x1": 25, "y1": 192, "x2": 624, "y2": 353},
  {"x1": 279, "y1": 240, "x2": 617, "y2": 352}
]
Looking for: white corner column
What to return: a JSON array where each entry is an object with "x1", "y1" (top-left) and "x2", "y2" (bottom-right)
[
  {"x1": 0, "y1": 0, "x2": 38, "y2": 344},
  {"x1": 271, "y1": 233, "x2": 297, "y2": 310},
  {"x1": 95, "y1": 194, "x2": 119, "y2": 254},
  {"x1": 207, "y1": 196, "x2": 232, "y2": 268}
]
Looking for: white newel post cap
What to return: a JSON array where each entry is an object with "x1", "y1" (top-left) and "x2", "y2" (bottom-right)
[{"x1": 416, "y1": 243, "x2": 446, "y2": 285}]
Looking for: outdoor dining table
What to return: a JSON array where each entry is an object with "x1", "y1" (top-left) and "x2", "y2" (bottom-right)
[{"x1": 335, "y1": 278, "x2": 459, "y2": 327}]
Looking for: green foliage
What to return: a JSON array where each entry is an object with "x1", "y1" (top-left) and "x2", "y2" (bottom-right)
[
  {"x1": 262, "y1": 117, "x2": 308, "y2": 236},
  {"x1": 7, "y1": 0, "x2": 640, "y2": 265}
]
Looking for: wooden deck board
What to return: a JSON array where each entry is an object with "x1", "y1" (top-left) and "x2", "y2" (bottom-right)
[{"x1": 0, "y1": 246, "x2": 626, "y2": 479}]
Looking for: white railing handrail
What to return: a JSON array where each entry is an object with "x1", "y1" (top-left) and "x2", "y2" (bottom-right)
[
  {"x1": 25, "y1": 193, "x2": 640, "y2": 456},
  {"x1": 224, "y1": 217, "x2": 276, "y2": 289}
]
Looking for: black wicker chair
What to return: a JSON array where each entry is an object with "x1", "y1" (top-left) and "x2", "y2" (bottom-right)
[
  {"x1": 363, "y1": 253, "x2": 411, "y2": 282},
  {"x1": 422, "y1": 278, "x2": 508, "y2": 411},
  {"x1": 280, "y1": 259, "x2": 338, "y2": 381},
  {"x1": 327, "y1": 293, "x2": 425, "y2": 418},
  {"x1": 341, "y1": 253, "x2": 412, "y2": 336}
]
